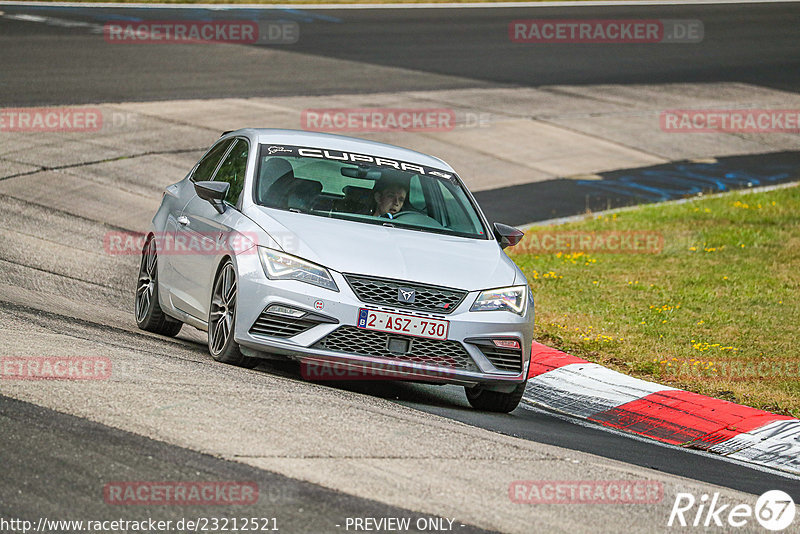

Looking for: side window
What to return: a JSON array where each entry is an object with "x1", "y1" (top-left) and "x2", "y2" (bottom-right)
[
  {"x1": 191, "y1": 139, "x2": 233, "y2": 182},
  {"x1": 213, "y1": 139, "x2": 248, "y2": 207}
]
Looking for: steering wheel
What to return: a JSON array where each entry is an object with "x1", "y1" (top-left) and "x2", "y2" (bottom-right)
[{"x1": 386, "y1": 211, "x2": 444, "y2": 227}]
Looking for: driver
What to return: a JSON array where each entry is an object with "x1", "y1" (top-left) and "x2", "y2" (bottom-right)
[{"x1": 371, "y1": 172, "x2": 409, "y2": 218}]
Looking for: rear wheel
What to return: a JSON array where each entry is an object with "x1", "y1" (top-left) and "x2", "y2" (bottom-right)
[
  {"x1": 135, "y1": 236, "x2": 183, "y2": 336},
  {"x1": 465, "y1": 382, "x2": 527, "y2": 413},
  {"x1": 208, "y1": 260, "x2": 258, "y2": 369}
]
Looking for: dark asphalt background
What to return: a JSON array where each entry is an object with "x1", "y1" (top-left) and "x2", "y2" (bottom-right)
[
  {"x1": 0, "y1": 3, "x2": 799, "y2": 105},
  {"x1": 474, "y1": 151, "x2": 800, "y2": 225}
]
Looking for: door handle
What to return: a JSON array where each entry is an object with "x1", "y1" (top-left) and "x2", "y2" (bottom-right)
[{"x1": 177, "y1": 216, "x2": 190, "y2": 226}]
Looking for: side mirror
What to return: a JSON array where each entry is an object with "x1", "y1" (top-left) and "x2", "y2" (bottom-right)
[
  {"x1": 493, "y1": 222, "x2": 524, "y2": 249},
  {"x1": 194, "y1": 181, "x2": 229, "y2": 214}
]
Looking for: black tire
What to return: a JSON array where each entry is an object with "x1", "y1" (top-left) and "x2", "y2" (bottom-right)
[
  {"x1": 208, "y1": 260, "x2": 258, "y2": 369},
  {"x1": 465, "y1": 381, "x2": 527, "y2": 413},
  {"x1": 135, "y1": 236, "x2": 183, "y2": 337}
]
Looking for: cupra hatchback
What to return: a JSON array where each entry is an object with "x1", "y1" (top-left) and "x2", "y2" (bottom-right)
[{"x1": 136, "y1": 129, "x2": 534, "y2": 412}]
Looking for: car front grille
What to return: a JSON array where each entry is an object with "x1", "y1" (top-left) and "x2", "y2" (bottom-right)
[
  {"x1": 313, "y1": 326, "x2": 477, "y2": 371},
  {"x1": 249, "y1": 310, "x2": 329, "y2": 338},
  {"x1": 344, "y1": 274, "x2": 467, "y2": 315},
  {"x1": 469, "y1": 339, "x2": 523, "y2": 373}
]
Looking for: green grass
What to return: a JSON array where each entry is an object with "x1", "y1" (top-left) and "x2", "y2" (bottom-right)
[{"x1": 509, "y1": 184, "x2": 800, "y2": 417}]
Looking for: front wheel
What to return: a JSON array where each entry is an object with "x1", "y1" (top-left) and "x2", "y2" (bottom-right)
[
  {"x1": 208, "y1": 260, "x2": 258, "y2": 369},
  {"x1": 465, "y1": 382, "x2": 527, "y2": 413}
]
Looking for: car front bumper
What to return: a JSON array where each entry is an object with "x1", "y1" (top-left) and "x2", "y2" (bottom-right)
[{"x1": 232, "y1": 252, "x2": 534, "y2": 388}]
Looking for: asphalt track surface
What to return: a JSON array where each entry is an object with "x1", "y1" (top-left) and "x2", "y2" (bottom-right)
[
  {"x1": 474, "y1": 151, "x2": 800, "y2": 225},
  {"x1": 0, "y1": 2, "x2": 798, "y2": 105},
  {"x1": 0, "y1": 394, "x2": 494, "y2": 534},
  {"x1": 2, "y1": 2, "x2": 800, "y2": 532}
]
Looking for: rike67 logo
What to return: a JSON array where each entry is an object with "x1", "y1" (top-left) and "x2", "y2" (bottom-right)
[{"x1": 668, "y1": 490, "x2": 795, "y2": 531}]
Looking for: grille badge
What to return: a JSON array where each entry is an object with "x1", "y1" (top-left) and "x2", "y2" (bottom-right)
[{"x1": 398, "y1": 287, "x2": 416, "y2": 304}]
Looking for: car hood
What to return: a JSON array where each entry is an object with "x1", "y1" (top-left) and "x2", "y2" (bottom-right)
[{"x1": 248, "y1": 207, "x2": 519, "y2": 291}]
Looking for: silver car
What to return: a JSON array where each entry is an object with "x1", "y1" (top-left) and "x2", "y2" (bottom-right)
[{"x1": 136, "y1": 129, "x2": 534, "y2": 412}]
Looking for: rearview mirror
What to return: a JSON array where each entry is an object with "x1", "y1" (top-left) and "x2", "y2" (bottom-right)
[
  {"x1": 493, "y1": 222, "x2": 524, "y2": 249},
  {"x1": 194, "y1": 181, "x2": 229, "y2": 214},
  {"x1": 341, "y1": 166, "x2": 381, "y2": 180}
]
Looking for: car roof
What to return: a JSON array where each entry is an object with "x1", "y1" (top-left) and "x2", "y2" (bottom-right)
[{"x1": 226, "y1": 128, "x2": 456, "y2": 173}]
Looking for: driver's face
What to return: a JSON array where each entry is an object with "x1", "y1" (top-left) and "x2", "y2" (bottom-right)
[{"x1": 375, "y1": 187, "x2": 407, "y2": 215}]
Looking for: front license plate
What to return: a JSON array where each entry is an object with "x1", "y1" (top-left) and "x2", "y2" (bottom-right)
[{"x1": 357, "y1": 308, "x2": 449, "y2": 341}]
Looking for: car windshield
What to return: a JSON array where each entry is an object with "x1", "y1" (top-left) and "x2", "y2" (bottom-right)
[{"x1": 254, "y1": 144, "x2": 489, "y2": 239}]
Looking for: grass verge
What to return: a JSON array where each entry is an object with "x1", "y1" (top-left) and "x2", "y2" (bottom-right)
[{"x1": 509, "y1": 184, "x2": 800, "y2": 417}]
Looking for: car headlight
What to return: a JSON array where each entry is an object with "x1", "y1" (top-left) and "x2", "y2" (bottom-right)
[
  {"x1": 258, "y1": 248, "x2": 339, "y2": 292},
  {"x1": 470, "y1": 285, "x2": 527, "y2": 315}
]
